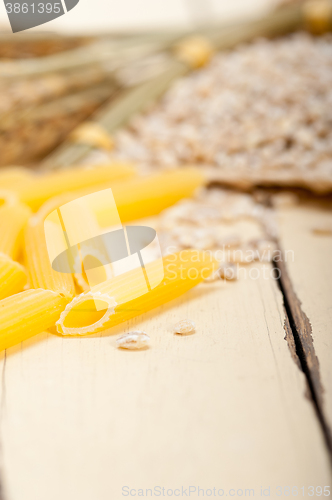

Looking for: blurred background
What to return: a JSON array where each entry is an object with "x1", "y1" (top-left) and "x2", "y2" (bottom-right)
[{"x1": 0, "y1": 0, "x2": 281, "y2": 33}]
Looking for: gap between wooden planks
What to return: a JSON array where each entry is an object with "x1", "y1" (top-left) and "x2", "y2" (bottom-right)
[
  {"x1": 276, "y1": 200, "x2": 332, "y2": 453},
  {"x1": 0, "y1": 215, "x2": 330, "y2": 499}
]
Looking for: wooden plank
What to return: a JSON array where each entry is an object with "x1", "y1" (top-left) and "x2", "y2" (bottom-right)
[
  {"x1": 0, "y1": 217, "x2": 330, "y2": 500},
  {"x1": 276, "y1": 201, "x2": 332, "y2": 443}
]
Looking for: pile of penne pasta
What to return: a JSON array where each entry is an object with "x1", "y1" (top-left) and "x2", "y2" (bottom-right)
[{"x1": 0, "y1": 164, "x2": 216, "y2": 351}]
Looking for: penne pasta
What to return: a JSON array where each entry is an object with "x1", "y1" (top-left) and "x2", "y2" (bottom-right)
[
  {"x1": 35, "y1": 167, "x2": 205, "y2": 225},
  {"x1": 56, "y1": 250, "x2": 217, "y2": 335},
  {"x1": 74, "y1": 272, "x2": 90, "y2": 293},
  {"x1": 14, "y1": 163, "x2": 136, "y2": 211},
  {"x1": 0, "y1": 253, "x2": 27, "y2": 300},
  {"x1": 0, "y1": 189, "x2": 17, "y2": 207},
  {"x1": 0, "y1": 167, "x2": 34, "y2": 190},
  {"x1": 22, "y1": 168, "x2": 204, "y2": 307},
  {"x1": 41, "y1": 169, "x2": 204, "y2": 295},
  {"x1": 25, "y1": 217, "x2": 76, "y2": 300},
  {"x1": 0, "y1": 202, "x2": 32, "y2": 260},
  {"x1": 0, "y1": 289, "x2": 68, "y2": 351},
  {"x1": 104, "y1": 168, "x2": 205, "y2": 224}
]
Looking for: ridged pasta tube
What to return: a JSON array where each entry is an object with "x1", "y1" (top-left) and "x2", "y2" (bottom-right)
[
  {"x1": 25, "y1": 217, "x2": 76, "y2": 299},
  {"x1": 56, "y1": 250, "x2": 217, "y2": 335},
  {"x1": 0, "y1": 202, "x2": 32, "y2": 260},
  {"x1": 36, "y1": 167, "x2": 205, "y2": 225},
  {"x1": 0, "y1": 167, "x2": 34, "y2": 190},
  {"x1": 0, "y1": 289, "x2": 68, "y2": 351},
  {"x1": 0, "y1": 253, "x2": 27, "y2": 300},
  {"x1": 14, "y1": 163, "x2": 136, "y2": 211}
]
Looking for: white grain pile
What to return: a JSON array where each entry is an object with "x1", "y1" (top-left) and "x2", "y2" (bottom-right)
[{"x1": 112, "y1": 33, "x2": 332, "y2": 191}]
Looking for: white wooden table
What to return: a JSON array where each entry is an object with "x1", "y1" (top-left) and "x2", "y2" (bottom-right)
[{"x1": 0, "y1": 201, "x2": 330, "y2": 500}]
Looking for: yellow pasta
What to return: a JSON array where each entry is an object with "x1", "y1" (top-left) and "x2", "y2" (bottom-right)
[
  {"x1": 0, "y1": 253, "x2": 27, "y2": 300},
  {"x1": 35, "y1": 167, "x2": 205, "y2": 226},
  {"x1": 21, "y1": 168, "x2": 204, "y2": 309},
  {"x1": 24, "y1": 217, "x2": 76, "y2": 300},
  {"x1": 0, "y1": 202, "x2": 32, "y2": 260},
  {"x1": 36, "y1": 169, "x2": 204, "y2": 296},
  {"x1": 0, "y1": 289, "x2": 68, "y2": 351},
  {"x1": 109, "y1": 168, "x2": 205, "y2": 224},
  {"x1": 14, "y1": 163, "x2": 136, "y2": 211},
  {"x1": 56, "y1": 250, "x2": 217, "y2": 335},
  {"x1": 0, "y1": 189, "x2": 17, "y2": 207},
  {"x1": 0, "y1": 167, "x2": 34, "y2": 190}
]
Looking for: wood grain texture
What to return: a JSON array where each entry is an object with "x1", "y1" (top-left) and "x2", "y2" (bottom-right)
[
  {"x1": 277, "y1": 202, "x2": 332, "y2": 441},
  {"x1": 0, "y1": 216, "x2": 330, "y2": 500}
]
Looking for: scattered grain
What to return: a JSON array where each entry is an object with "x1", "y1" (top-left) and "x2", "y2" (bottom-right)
[
  {"x1": 110, "y1": 33, "x2": 332, "y2": 193},
  {"x1": 116, "y1": 331, "x2": 150, "y2": 350},
  {"x1": 173, "y1": 319, "x2": 196, "y2": 335},
  {"x1": 217, "y1": 262, "x2": 238, "y2": 281}
]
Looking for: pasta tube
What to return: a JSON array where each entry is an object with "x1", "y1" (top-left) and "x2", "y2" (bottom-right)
[
  {"x1": 0, "y1": 167, "x2": 34, "y2": 190},
  {"x1": 110, "y1": 168, "x2": 205, "y2": 224},
  {"x1": 14, "y1": 163, "x2": 136, "y2": 211},
  {"x1": 0, "y1": 202, "x2": 32, "y2": 260},
  {"x1": 56, "y1": 250, "x2": 217, "y2": 335},
  {"x1": 24, "y1": 168, "x2": 204, "y2": 300},
  {"x1": 36, "y1": 167, "x2": 205, "y2": 226},
  {"x1": 0, "y1": 289, "x2": 68, "y2": 351},
  {"x1": 0, "y1": 189, "x2": 17, "y2": 207},
  {"x1": 25, "y1": 217, "x2": 76, "y2": 299},
  {"x1": 0, "y1": 253, "x2": 27, "y2": 300}
]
